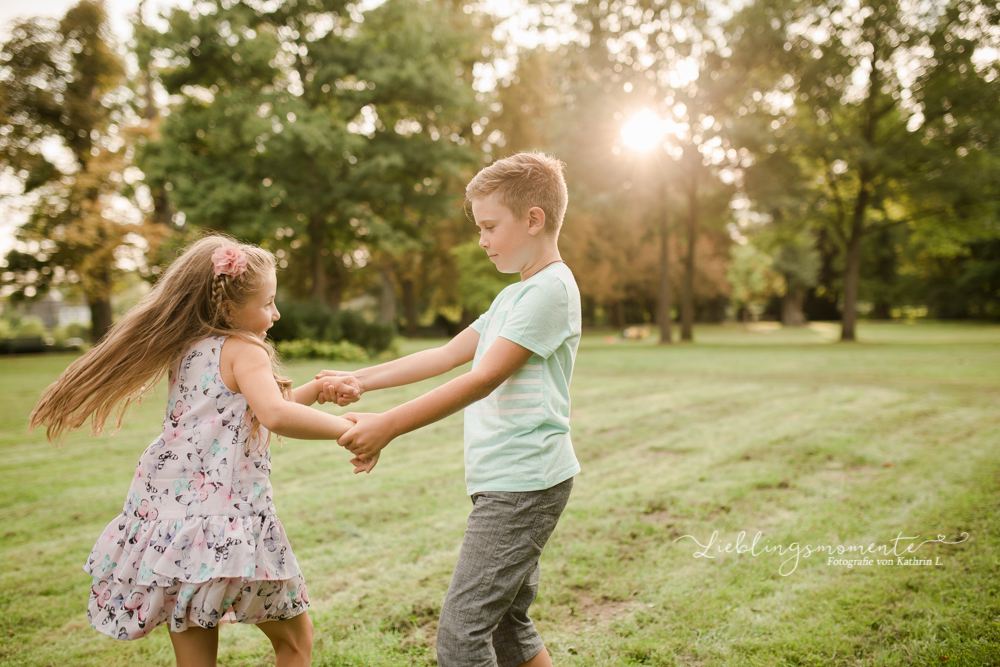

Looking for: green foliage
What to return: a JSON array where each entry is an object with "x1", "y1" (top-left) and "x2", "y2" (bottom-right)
[
  {"x1": 726, "y1": 243, "x2": 785, "y2": 316},
  {"x1": 728, "y1": 0, "x2": 1000, "y2": 337},
  {"x1": 138, "y1": 0, "x2": 490, "y2": 307},
  {"x1": 268, "y1": 301, "x2": 395, "y2": 352},
  {"x1": 917, "y1": 238, "x2": 1000, "y2": 320},
  {"x1": 275, "y1": 338, "x2": 368, "y2": 362},
  {"x1": 336, "y1": 308, "x2": 396, "y2": 353},
  {"x1": 449, "y1": 241, "x2": 518, "y2": 316},
  {"x1": 0, "y1": 1, "x2": 154, "y2": 342},
  {"x1": 769, "y1": 232, "x2": 820, "y2": 293},
  {"x1": 12, "y1": 316, "x2": 46, "y2": 338}
]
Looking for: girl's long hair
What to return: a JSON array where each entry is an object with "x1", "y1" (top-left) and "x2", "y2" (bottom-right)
[{"x1": 29, "y1": 235, "x2": 291, "y2": 447}]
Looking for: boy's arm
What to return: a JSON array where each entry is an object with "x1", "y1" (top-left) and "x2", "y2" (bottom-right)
[
  {"x1": 337, "y1": 336, "x2": 533, "y2": 459},
  {"x1": 315, "y1": 326, "x2": 480, "y2": 403}
]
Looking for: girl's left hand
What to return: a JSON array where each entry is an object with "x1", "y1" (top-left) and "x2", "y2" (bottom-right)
[
  {"x1": 350, "y1": 451, "x2": 380, "y2": 474},
  {"x1": 338, "y1": 412, "x2": 394, "y2": 460}
]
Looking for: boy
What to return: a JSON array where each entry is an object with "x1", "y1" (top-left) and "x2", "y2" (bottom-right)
[{"x1": 318, "y1": 152, "x2": 581, "y2": 667}]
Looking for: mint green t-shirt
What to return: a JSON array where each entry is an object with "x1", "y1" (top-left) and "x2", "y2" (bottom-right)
[{"x1": 464, "y1": 262, "x2": 582, "y2": 495}]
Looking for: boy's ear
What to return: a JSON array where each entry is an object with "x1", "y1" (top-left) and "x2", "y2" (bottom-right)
[{"x1": 526, "y1": 206, "x2": 546, "y2": 236}]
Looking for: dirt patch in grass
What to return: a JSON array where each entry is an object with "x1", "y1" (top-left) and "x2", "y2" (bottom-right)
[
  {"x1": 563, "y1": 594, "x2": 639, "y2": 630},
  {"x1": 389, "y1": 603, "x2": 439, "y2": 650}
]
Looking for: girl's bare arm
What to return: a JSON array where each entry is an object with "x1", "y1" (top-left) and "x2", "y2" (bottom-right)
[{"x1": 226, "y1": 339, "x2": 352, "y2": 440}]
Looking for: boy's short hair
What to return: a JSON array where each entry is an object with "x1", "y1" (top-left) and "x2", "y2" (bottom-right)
[{"x1": 466, "y1": 152, "x2": 568, "y2": 236}]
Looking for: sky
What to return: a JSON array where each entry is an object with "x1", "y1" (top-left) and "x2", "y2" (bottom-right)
[{"x1": 0, "y1": 0, "x2": 184, "y2": 42}]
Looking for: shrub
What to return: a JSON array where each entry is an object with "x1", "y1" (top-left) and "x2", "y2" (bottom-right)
[
  {"x1": 269, "y1": 301, "x2": 394, "y2": 352},
  {"x1": 268, "y1": 301, "x2": 342, "y2": 342},
  {"x1": 14, "y1": 316, "x2": 47, "y2": 338},
  {"x1": 336, "y1": 308, "x2": 395, "y2": 353},
  {"x1": 275, "y1": 339, "x2": 369, "y2": 362}
]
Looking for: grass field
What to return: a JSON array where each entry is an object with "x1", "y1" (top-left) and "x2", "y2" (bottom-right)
[{"x1": 2, "y1": 321, "x2": 999, "y2": 667}]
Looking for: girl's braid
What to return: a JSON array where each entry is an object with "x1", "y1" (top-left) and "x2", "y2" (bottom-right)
[{"x1": 211, "y1": 273, "x2": 228, "y2": 321}]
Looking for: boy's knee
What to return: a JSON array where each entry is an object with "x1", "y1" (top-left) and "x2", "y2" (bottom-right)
[
  {"x1": 436, "y1": 611, "x2": 460, "y2": 651},
  {"x1": 436, "y1": 610, "x2": 475, "y2": 664}
]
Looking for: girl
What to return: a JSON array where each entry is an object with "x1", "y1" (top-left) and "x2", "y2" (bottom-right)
[{"x1": 30, "y1": 236, "x2": 367, "y2": 667}]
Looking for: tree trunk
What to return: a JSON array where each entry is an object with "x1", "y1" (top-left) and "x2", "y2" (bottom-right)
[
  {"x1": 582, "y1": 296, "x2": 596, "y2": 328},
  {"x1": 680, "y1": 204, "x2": 696, "y2": 342},
  {"x1": 379, "y1": 266, "x2": 397, "y2": 328},
  {"x1": 781, "y1": 287, "x2": 807, "y2": 327},
  {"x1": 402, "y1": 277, "x2": 418, "y2": 337},
  {"x1": 657, "y1": 210, "x2": 673, "y2": 345},
  {"x1": 610, "y1": 301, "x2": 625, "y2": 329},
  {"x1": 873, "y1": 301, "x2": 891, "y2": 320},
  {"x1": 327, "y1": 261, "x2": 341, "y2": 311},
  {"x1": 460, "y1": 307, "x2": 476, "y2": 330},
  {"x1": 841, "y1": 182, "x2": 870, "y2": 342},
  {"x1": 88, "y1": 296, "x2": 112, "y2": 343},
  {"x1": 86, "y1": 263, "x2": 113, "y2": 342},
  {"x1": 842, "y1": 31, "x2": 880, "y2": 342},
  {"x1": 308, "y1": 215, "x2": 326, "y2": 302}
]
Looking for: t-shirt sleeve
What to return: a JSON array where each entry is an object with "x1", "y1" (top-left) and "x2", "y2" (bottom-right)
[
  {"x1": 498, "y1": 279, "x2": 571, "y2": 358},
  {"x1": 470, "y1": 312, "x2": 488, "y2": 334}
]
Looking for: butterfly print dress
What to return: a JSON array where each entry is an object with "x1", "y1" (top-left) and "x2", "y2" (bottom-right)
[{"x1": 84, "y1": 336, "x2": 308, "y2": 640}]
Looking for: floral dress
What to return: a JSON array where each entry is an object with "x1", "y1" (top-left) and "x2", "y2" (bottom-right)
[{"x1": 84, "y1": 336, "x2": 308, "y2": 640}]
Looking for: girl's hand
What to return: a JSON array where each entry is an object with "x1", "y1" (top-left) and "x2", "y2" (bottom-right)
[
  {"x1": 350, "y1": 451, "x2": 380, "y2": 474},
  {"x1": 315, "y1": 371, "x2": 363, "y2": 406},
  {"x1": 338, "y1": 412, "x2": 394, "y2": 460}
]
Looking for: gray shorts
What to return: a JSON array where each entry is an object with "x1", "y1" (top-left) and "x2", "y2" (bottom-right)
[{"x1": 436, "y1": 477, "x2": 573, "y2": 667}]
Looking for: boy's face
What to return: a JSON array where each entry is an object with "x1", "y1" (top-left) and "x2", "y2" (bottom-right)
[{"x1": 471, "y1": 196, "x2": 542, "y2": 275}]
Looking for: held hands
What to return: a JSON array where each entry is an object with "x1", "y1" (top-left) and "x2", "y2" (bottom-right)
[
  {"x1": 338, "y1": 412, "x2": 395, "y2": 462},
  {"x1": 315, "y1": 371, "x2": 363, "y2": 407},
  {"x1": 349, "y1": 451, "x2": 380, "y2": 475}
]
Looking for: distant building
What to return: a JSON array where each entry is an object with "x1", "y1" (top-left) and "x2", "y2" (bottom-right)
[{"x1": 26, "y1": 291, "x2": 89, "y2": 329}]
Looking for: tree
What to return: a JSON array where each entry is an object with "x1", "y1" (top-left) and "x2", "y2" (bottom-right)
[
  {"x1": 139, "y1": 0, "x2": 488, "y2": 312},
  {"x1": 0, "y1": 1, "x2": 155, "y2": 342},
  {"x1": 729, "y1": 0, "x2": 1000, "y2": 340},
  {"x1": 772, "y1": 232, "x2": 820, "y2": 326},
  {"x1": 727, "y1": 241, "x2": 784, "y2": 322},
  {"x1": 563, "y1": 0, "x2": 739, "y2": 341}
]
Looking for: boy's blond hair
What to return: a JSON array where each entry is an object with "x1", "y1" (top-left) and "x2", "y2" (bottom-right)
[{"x1": 466, "y1": 152, "x2": 568, "y2": 236}]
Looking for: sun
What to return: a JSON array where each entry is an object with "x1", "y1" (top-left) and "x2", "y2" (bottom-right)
[{"x1": 621, "y1": 108, "x2": 666, "y2": 153}]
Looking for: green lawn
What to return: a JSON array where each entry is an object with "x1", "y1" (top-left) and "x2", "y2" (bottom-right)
[{"x1": 2, "y1": 321, "x2": 999, "y2": 666}]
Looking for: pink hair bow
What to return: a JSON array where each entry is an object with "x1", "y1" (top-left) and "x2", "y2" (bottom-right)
[{"x1": 211, "y1": 246, "x2": 248, "y2": 279}]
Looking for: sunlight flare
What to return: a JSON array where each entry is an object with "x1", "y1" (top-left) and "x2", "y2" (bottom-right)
[{"x1": 621, "y1": 108, "x2": 667, "y2": 153}]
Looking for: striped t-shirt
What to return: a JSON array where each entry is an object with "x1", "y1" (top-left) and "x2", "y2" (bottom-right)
[{"x1": 464, "y1": 262, "x2": 582, "y2": 494}]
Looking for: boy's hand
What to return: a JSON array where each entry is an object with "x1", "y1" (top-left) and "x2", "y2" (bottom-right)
[
  {"x1": 338, "y1": 412, "x2": 395, "y2": 460},
  {"x1": 316, "y1": 372, "x2": 363, "y2": 406},
  {"x1": 349, "y1": 451, "x2": 380, "y2": 474}
]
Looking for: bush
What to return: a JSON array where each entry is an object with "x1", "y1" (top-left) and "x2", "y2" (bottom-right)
[
  {"x1": 276, "y1": 339, "x2": 369, "y2": 362},
  {"x1": 336, "y1": 309, "x2": 395, "y2": 353},
  {"x1": 269, "y1": 301, "x2": 395, "y2": 353},
  {"x1": 64, "y1": 322, "x2": 90, "y2": 341},
  {"x1": 15, "y1": 316, "x2": 47, "y2": 338}
]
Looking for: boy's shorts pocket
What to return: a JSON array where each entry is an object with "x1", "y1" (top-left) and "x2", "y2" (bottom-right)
[{"x1": 528, "y1": 477, "x2": 573, "y2": 549}]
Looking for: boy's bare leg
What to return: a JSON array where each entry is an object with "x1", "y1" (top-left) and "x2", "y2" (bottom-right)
[
  {"x1": 518, "y1": 646, "x2": 553, "y2": 667},
  {"x1": 257, "y1": 612, "x2": 314, "y2": 667},
  {"x1": 168, "y1": 625, "x2": 219, "y2": 667}
]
